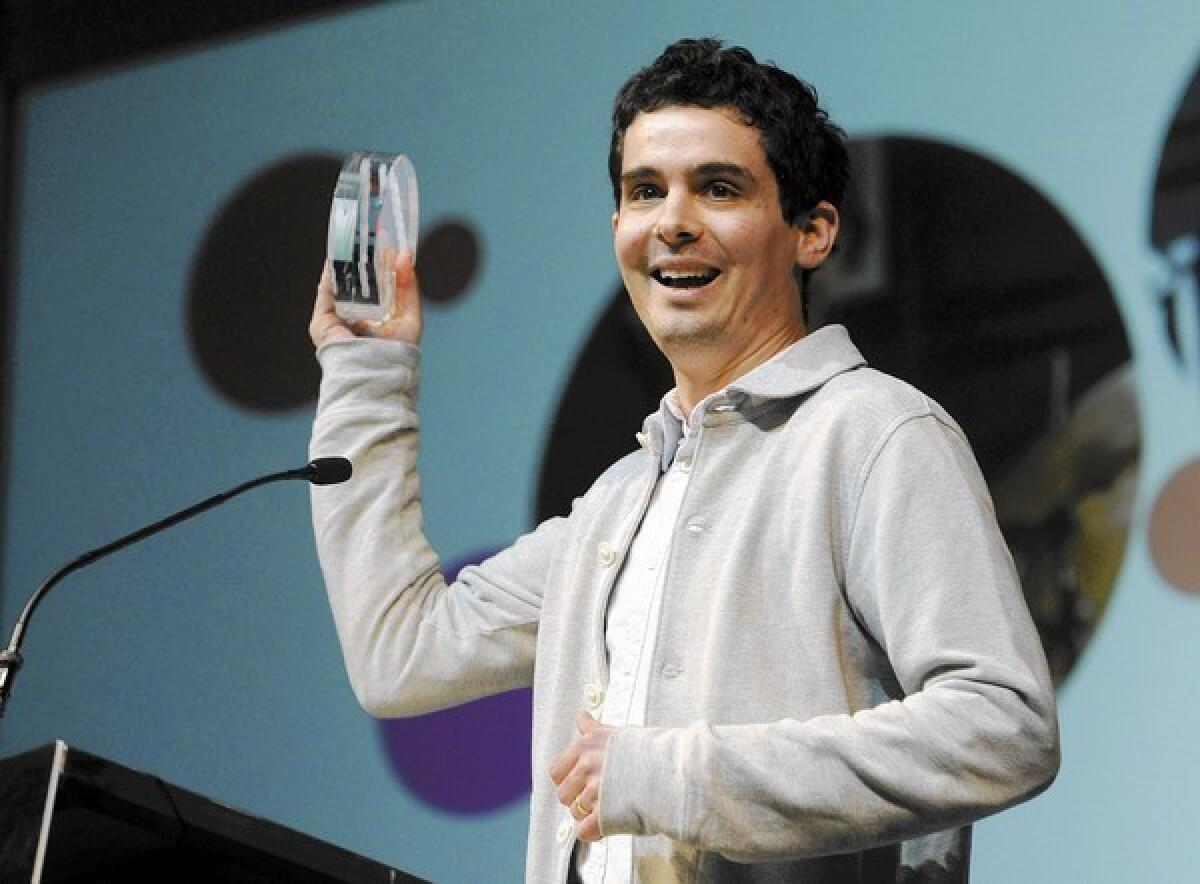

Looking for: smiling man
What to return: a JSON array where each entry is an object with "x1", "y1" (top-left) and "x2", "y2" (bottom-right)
[
  {"x1": 612, "y1": 103, "x2": 834, "y2": 413},
  {"x1": 309, "y1": 38, "x2": 1059, "y2": 884}
]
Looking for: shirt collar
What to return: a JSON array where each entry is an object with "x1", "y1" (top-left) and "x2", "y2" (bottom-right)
[
  {"x1": 638, "y1": 325, "x2": 867, "y2": 467},
  {"x1": 656, "y1": 389, "x2": 691, "y2": 472}
]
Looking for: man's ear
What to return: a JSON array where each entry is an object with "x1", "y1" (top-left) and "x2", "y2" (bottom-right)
[
  {"x1": 611, "y1": 209, "x2": 619, "y2": 235},
  {"x1": 795, "y1": 200, "x2": 839, "y2": 270}
]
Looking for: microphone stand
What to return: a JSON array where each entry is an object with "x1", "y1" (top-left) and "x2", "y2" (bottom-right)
[{"x1": 0, "y1": 457, "x2": 351, "y2": 719}]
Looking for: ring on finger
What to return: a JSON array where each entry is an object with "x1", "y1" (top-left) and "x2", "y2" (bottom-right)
[{"x1": 572, "y1": 796, "x2": 592, "y2": 819}]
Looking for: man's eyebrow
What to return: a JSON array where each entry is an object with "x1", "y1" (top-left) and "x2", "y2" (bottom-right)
[
  {"x1": 693, "y1": 162, "x2": 756, "y2": 183},
  {"x1": 620, "y1": 162, "x2": 758, "y2": 186},
  {"x1": 620, "y1": 166, "x2": 659, "y2": 185}
]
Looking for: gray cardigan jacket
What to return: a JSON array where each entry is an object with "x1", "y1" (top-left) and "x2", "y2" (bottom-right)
[{"x1": 310, "y1": 325, "x2": 1059, "y2": 883}]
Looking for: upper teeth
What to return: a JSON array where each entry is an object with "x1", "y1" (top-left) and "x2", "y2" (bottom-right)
[{"x1": 655, "y1": 269, "x2": 719, "y2": 289}]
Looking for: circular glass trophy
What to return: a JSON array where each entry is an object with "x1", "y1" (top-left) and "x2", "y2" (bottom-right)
[{"x1": 326, "y1": 152, "x2": 419, "y2": 322}]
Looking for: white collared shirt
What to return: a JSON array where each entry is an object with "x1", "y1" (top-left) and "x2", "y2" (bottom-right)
[{"x1": 577, "y1": 392, "x2": 697, "y2": 884}]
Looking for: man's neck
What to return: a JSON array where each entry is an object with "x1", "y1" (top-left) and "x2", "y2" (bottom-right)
[{"x1": 670, "y1": 324, "x2": 805, "y2": 417}]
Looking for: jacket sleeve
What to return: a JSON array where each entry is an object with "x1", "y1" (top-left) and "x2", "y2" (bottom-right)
[
  {"x1": 598, "y1": 411, "x2": 1060, "y2": 860},
  {"x1": 309, "y1": 338, "x2": 558, "y2": 717}
]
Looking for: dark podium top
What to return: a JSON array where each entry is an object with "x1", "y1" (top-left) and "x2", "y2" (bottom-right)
[{"x1": 0, "y1": 741, "x2": 429, "y2": 883}]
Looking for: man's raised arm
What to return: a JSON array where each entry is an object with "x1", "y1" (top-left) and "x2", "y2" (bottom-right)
[{"x1": 307, "y1": 254, "x2": 551, "y2": 717}]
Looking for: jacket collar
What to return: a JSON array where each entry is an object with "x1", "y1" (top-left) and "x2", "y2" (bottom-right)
[{"x1": 637, "y1": 324, "x2": 867, "y2": 464}]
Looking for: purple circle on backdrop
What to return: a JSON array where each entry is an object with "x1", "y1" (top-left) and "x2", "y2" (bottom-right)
[{"x1": 378, "y1": 548, "x2": 534, "y2": 814}]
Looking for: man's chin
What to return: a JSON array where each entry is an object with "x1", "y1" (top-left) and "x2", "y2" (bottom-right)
[{"x1": 650, "y1": 321, "x2": 723, "y2": 354}]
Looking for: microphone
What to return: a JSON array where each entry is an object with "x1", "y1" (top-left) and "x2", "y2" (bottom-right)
[
  {"x1": 0, "y1": 457, "x2": 353, "y2": 719},
  {"x1": 303, "y1": 456, "x2": 354, "y2": 485}
]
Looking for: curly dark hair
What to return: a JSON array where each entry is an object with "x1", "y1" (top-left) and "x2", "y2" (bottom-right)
[{"x1": 609, "y1": 38, "x2": 850, "y2": 225}]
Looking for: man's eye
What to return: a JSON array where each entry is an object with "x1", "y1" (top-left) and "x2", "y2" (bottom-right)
[
  {"x1": 707, "y1": 181, "x2": 738, "y2": 199},
  {"x1": 629, "y1": 184, "x2": 661, "y2": 201}
]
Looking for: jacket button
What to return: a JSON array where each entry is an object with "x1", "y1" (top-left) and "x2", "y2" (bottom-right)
[
  {"x1": 586, "y1": 682, "x2": 605, "y2": 709},
  {"x1": 678, "y1": 457, "x2": 693, "y2": 473},
  {"x1": 598, "y1": 542, "x2": 616, "y2": 566}
]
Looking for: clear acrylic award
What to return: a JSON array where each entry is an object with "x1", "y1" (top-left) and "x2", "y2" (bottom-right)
[{"x1": 326, "y1": 152, "x2": 419, "y2": 322}]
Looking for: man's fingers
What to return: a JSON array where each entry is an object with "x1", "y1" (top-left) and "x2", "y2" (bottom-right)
[
  {"x1": 548, "y1": 741, "x2": 580, "y2": 786},
  {"x1": 379, "y1": 249, "x2": 423, "y2": 344},
  {"x1": 317, "y1": 260, "x2": 334, "y2": 300},
  {"x1": 576, "y1": 782, "x2": 599, "y2": 816},
  {"x1": 574, "y1": 782, "x2": 603, "y2": 841},
  {"x1": 552, "y1": 713, "x2": 613, "y2": 842},
  {"x1": 309, "y1": 254, "x2": 423, "y2": 347},
  {"x1": 555, "y1": 765, "x2": 590, "y2": 808},
  {"x1": 395, "y1": 249, "x2": 417, "y2": 297},
  {"x1": 576, "y1": 711, "x2": 597, "y2": 734},
  {"x1": 310, "y1": 262, "x2": 356, "y2": 348},
  {"x1": 577, "y1": 814, "x2": 604, "y2": 842}
]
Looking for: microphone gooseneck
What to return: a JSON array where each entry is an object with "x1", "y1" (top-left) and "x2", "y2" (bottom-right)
[{"x1": 0, "y1": 457, "x2": 353, "y2": 719}]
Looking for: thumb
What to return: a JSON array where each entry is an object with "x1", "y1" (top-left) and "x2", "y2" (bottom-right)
[{"x1": 368, "y1": 249, "x2": 422, "y2": 344}]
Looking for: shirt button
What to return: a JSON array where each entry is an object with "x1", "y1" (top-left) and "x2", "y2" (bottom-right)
[
  {"x1": 678, "y1": 457, "x2": 693, "y2": 473},
  {"x1": 598, "y1": 542, "x2": 616, "y2": 566},
  {"x1": 557, "y1": 820, "x2": 573, "y2": 843},
  {"x1": 586, "y1": 682, "x2": 605, "y2": 709},
  {"x1": 686, "y1": 518, "x2": 705, "y2": 534},
  {"x1": 662, "y1": 663, "x2": 681, "y2": 678}
]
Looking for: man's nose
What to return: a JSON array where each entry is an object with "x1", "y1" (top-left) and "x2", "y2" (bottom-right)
[{"x1": 654, "y1": 194, "x2": 702, "y2": 246}]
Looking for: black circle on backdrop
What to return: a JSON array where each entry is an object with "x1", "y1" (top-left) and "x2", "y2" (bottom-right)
[
  {"x1": 536, "y1": 137, "x2": 1137, "y2": 684},
  {"x1": 535, "y1": 290, "x2": 672, "y2": 523},
  {"x1": 187, "y1": 153, "x2": 338, "y2": 412},
  {"x1": 417, "y1": 217, "x2": 483, "y2": 305},
  {"x1": 1152, "y1": 60, "x2": 1200, "y2": 250},
  {"x1": 810, "y1": 138, "x2": 1131, "y2": 481},
  {"x1": 188, "y1": 158, "x2": 487, "y2": 411}
]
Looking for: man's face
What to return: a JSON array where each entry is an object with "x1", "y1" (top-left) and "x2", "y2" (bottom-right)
[{"x1": 612, "y1": 105, "x2": 828, "y2": 366}]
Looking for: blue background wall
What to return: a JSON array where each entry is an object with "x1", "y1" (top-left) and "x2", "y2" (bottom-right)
[{"x1": 3, "y1": 2, "x2": 1199, "y2": 880}]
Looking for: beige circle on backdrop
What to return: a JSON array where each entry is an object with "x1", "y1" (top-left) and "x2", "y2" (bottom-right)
[{"x1": 1149, "y1": 458, "x2": 1200, "y2": 594}]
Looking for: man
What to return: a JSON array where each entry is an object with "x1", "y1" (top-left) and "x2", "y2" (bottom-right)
[{"x1": 309, "y1": 38, "x2": 1059, "y2": 884}]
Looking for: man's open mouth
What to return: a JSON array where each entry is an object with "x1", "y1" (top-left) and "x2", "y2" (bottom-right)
[{"x1": 650, "y1": 268, "x2": 722, "y2": 289}]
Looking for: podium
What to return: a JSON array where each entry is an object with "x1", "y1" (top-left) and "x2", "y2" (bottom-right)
[{"x1": 0, "y1": 741, "x2": 428, "y2": 882}]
